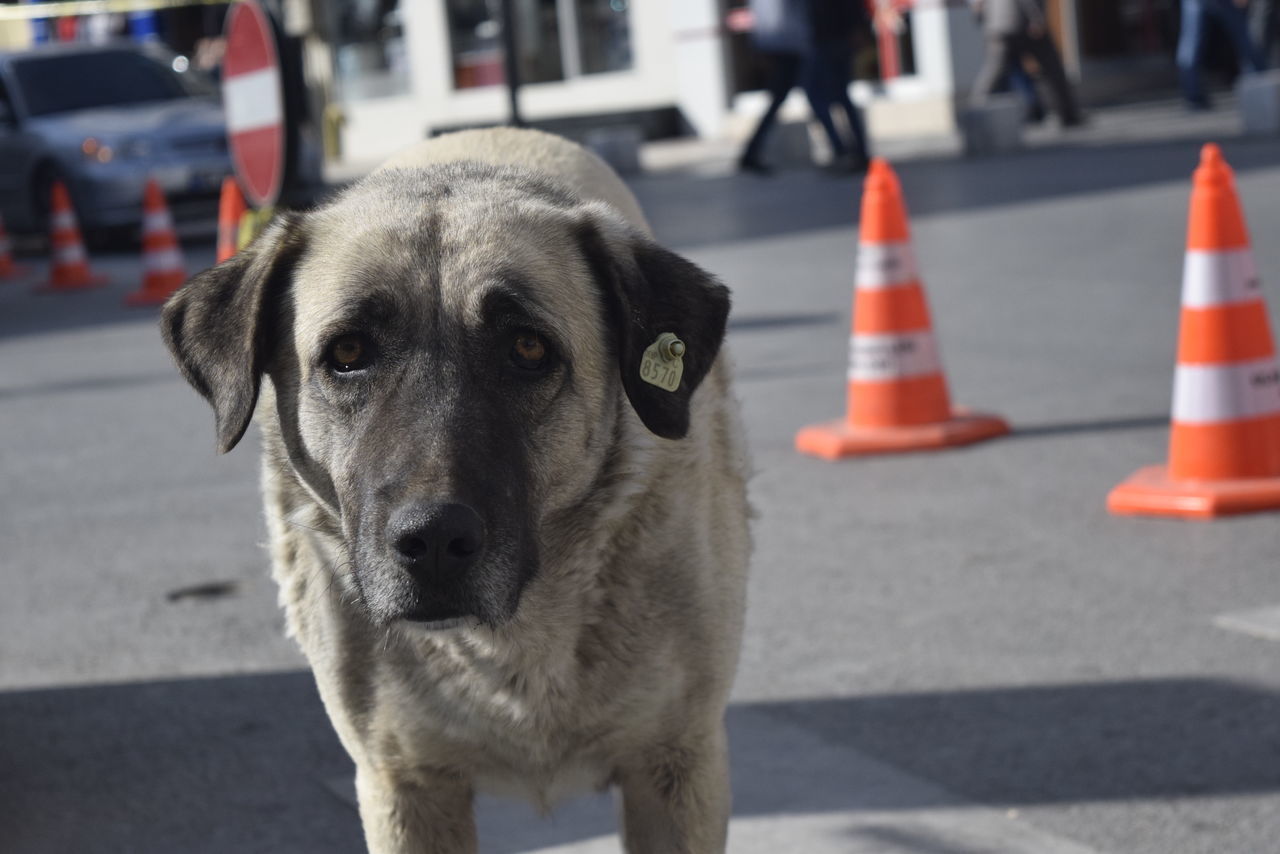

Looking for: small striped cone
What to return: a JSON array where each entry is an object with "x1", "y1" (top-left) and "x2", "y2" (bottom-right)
[
  {"x1": 1108, "y1": 144, "x2": 1280, "y2": 518},
  {"x1": 216, "y1": 176, "x2": 247, "y2": 263},
  {"x1": 796, "y1": 158, "x2": 1008, "y2": 459},
  {"x1": 0, "y1": 211, "x2": 30, "y2": 280},
  {"x1": 125, "y1": 179, "x2": 187, "y2": 306},
  {"x1": 38, "y1": 181, "x2": 106, "y2": 292}
]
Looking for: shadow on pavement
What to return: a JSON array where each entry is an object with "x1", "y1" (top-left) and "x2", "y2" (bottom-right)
[
  {"x1": 633, "y1": 136, "x2": 1280, "y2": 250},
  {"x1": 3, "y1": 673, "x2": 1278, "y2": 852},
  {"x1": 1009, "y1": 414, "x2": 1171, "y2": 439}
]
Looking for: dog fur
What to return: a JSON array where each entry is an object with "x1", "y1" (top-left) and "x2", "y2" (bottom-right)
[{"x1": 161, "y1": 127, "x2": 750, "y2": 853}]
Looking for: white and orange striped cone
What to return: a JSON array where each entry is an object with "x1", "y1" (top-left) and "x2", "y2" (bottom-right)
[
  {"x1": 1108, "y1": 144, "x2": 1280, "y2": 518},
  {"x1": 796, "y1": 158, "x2": 1009, "y2": 459},
  {"x1": 37, "y1": 180, "x2": 107, "y2": 292},
  {"x1": 0, "y1": 211, "x2": 30, "y2": 280},
  {"x1": 216, "y1": 175, "x2": 247, "y2": 263},
  {"x1": 125, "y1": 178, "x2": 187, "y2": 306}
]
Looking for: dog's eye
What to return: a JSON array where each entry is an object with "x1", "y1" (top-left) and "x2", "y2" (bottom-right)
[
  {"x1": 327, "y1": 334, "x2": 372, "y2": 373},
  {"x1": 510, "y1": 331, "x2": 549, "y2": 372}
]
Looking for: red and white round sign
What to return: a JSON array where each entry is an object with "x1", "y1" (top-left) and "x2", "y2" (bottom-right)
[{"x1": 222, "y1": 1, "x2": 285, "y2": 208}]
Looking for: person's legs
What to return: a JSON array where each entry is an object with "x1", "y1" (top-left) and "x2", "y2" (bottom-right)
[
  {"x1": 1007, "y1": 61, "x2": 1047, "y2": 122},
  {"x1": 1206, "y1": 0, "x2": 1266, "y2": 71},
  {"x1": 739, "y1": 52, "x2": 803, "y2": 171},
  {"x1": 800, "y1": 47, "x2": 849, "y2": 158},
  {"x1": 971, "y1": 34, "x2": 1017, "y2": 106},
  {"x1": 1177, "y1": 0, "x2": 1210, "y2": 106},
  {"x1": 1022, "y1": 31, "x2": 1084, "y2": 124},
  {"x1": 825, "y1": 46, "x2": 870, "y2": 163}
]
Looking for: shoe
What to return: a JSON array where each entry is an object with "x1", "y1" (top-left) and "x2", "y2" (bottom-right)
[{"x1": 737, "y1": 156, "x2": 774, "y2": 176}]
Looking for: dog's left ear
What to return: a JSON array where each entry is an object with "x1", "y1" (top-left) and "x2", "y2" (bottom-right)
[
  {"x1": 160, "y1": 212, "x2": 306, "y2": 454},
  {"x1": 577, "y1": 215, "x2": 731, "y2": 440}
]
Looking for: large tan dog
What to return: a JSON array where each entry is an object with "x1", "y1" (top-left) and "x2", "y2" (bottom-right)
[{"x1": 161, "y1": 128, "x2": 750, "y2": 853}]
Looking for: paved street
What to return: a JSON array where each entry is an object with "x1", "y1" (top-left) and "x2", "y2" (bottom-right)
[{"x1": 4, "y1": 102, "x2": 1280, "y2": 853}]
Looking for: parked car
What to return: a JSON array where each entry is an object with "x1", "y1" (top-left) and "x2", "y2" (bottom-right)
[{"x1": 0, "y1": 41, "x2": 232, "y2": 238}]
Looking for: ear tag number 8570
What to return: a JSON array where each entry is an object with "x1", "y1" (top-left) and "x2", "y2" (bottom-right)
[{"x1": 640, "y1": 333, "x2": 685, "y2": 392}]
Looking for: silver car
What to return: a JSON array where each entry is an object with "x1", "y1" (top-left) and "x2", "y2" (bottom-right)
[{"x1": 0, "y1": 41, "x2": 231, "y2": 238}]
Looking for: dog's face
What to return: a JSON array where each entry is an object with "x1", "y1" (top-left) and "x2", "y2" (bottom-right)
[{"x1": 161, "y1": 164, "x2": 729, "y2": 627}]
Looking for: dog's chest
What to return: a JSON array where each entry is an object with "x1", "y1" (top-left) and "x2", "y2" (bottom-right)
[{"x1": 382, "y1": 633, "x2": 621, "y2": 802}]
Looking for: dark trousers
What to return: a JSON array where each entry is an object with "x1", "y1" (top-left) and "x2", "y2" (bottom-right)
[
  {"x1": 740, "y1": 52, "x2": 804, "y2": 165},
  {"x1": 972, "y1": 31, "x2": 1081, "y2": 124},
  {"x1": 740, "y1": 48, "x2": 870, "y2": 166},
  {"x1": 803, "y1": 43, "x2": 870, "y2": 162}
]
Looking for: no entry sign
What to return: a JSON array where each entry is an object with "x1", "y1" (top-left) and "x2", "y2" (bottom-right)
[{"x1": 222, "y1": 1, "x2": 285, "y2": 208}]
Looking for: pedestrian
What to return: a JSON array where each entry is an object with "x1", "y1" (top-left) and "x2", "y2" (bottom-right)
[
  {"x1": 967, "y1": 0, "x2": 1046, "y2": 123},
  {"x1": 970, "y1": 0, "x2": 1084, "y2": 127},
  {"x1": 737, "y1": 0, "x2": 871, "y2": 175},
  {"x1": 804, "y1": 0, "x2": 872, "y2": 172},
  {"x1": 1250, "y1": 0, "x2": 1279, "y2": 68},
  {"x1": 737, "y1": 0, "x2": 812, "y2": 175},
  {"x1": 1177, "y1": 0, "x2": 1264, "y2": 109}
]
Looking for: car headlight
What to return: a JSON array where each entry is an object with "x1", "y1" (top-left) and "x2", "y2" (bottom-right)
[
  {"x1": 80, "y1": 136, "x2": 152, "y2": 163},
  {"x1": 81, "y1": 137, "x2": 114, "y2": 163}
]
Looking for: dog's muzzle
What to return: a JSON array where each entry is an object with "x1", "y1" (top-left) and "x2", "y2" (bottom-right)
[{"x1": 385, "y1": 501, "x2": 486, "y2": 622}]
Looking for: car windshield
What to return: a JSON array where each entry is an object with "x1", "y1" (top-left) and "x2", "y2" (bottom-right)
[{"x1": 12, "y1": 50, "x2": 192, "y2": 117}]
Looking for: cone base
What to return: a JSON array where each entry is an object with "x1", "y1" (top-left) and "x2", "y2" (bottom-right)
[
  {"x1": 1108, "y1": 464, "x2": 1280, "y2": 519},
  {"x1": 0, "y1": 263, "x2": 32, "y2": 280},
  {"x1": 796, "y1": 409, "x2": 1010, "y2": 460}
]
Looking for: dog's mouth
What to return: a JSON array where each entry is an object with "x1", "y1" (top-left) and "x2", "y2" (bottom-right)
[{"x1": 399, "y1": 597, "x2": 473, "y2": 627}]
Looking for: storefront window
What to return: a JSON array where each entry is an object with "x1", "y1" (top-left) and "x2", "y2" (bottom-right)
[
  {"x1": 333, "y1": 0, "x2": 410, "y2": 101},
  {"x1": 575, "y1": 0, "x2": 632, "y2": 75},
  {"x1": 447, "y1": 0, "x2": 631, "y2": 90}
]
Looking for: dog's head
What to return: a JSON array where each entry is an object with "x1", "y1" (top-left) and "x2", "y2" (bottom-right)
[{"x1": 161, "y1": 164, "x2": 729, "y2": 628}]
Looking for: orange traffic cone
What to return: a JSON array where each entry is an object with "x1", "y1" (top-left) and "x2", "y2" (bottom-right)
[
  {"x1": 796, "y1": 159, "x2": 1009, "y2": 459},
  {"x1": 1108, "y1": 144, "x2": 1280, "y2": 518},
  {"x1": 216, "y1": 176, "x2": 247, "y2": 263},
  {"x1": 125, "y1": 178, "x2": 187, "y2": 306},
  {"x1": 0, "y1": 211, "x2": 29, "y2": 280},
  {"x1": 38, "y1": 181, "x2": 106, "y2": 292}
]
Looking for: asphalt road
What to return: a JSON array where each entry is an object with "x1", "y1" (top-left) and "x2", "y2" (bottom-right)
[{"x1": 3, "y1": 107, "x2": 1280, "y2": 853}]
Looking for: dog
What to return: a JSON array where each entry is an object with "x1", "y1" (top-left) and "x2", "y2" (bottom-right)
[{"x1": 161, "y1": 127, "x2": 750, "y2": 853}]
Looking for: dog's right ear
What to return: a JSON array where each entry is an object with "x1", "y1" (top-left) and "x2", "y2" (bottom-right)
[{"x1": 160, "y1": 212, "x2": 305, "y2": 454}]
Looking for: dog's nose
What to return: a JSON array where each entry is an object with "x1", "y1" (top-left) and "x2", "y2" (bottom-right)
[{"x1": 387, "y1": 502, "x2": 486, "y2": 581}]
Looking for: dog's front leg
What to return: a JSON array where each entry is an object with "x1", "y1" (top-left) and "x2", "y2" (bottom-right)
[
  {"x1": 616, "y1": 722, "x2": 732, "y2": 854},
  {"x1": 355, "y1": 765, "x2": 477, "y2": 854}
]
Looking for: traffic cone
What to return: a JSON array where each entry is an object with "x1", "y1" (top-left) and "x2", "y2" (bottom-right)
[
  {"x1": 0, "y1": 211, "x2": 29, "y2": 280},
  {"x1": 38, "y1": 180, "x2": 106, "y2": 292},
  {"x1": 795, "y1": 159, "x2": 1008, "y2": 459},
  {"x1": 216, "y1": 176, "x2": 247, "y2": 263},
  {"x1": 125, "y1": 178, "x2": 188, "y2": 306},
  {"x1": 1108, "y1": 143, "x2": 1280, "y2": 518}
]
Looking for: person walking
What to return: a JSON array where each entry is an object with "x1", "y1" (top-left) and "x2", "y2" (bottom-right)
[
  {"x1": 1177, "y1": 0, "x2": 1264, "y2": 109},
  {"x1": 803, "y1": 0, "x2": 872, "y2": 171},
  {"x1": 738, "y1": 0, "x2": 871, "y2": 174},
  {"x1": 970, "y1": 0, "x2": 1084, "y2": 127},
  {"x1": 737, "y1": 0, "x2": 813, "y2": 174}
]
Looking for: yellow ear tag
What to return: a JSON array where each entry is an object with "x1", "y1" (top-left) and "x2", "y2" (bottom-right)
[{"x1": 639, "y1": 332, "x2": 685, "y2": 392}]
